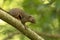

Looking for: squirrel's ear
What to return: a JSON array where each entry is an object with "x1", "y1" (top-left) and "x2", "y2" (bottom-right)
[
  {"x1": 28, "y1": 16, "x2": 32, "y2": 21},
  {"x1": 28, "y1": 16, "x2": 32, "y2": 18}
]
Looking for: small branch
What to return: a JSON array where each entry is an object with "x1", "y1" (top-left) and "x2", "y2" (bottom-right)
[{"x1": 0, "y1": 9, "x2": 44, "y2": 40}]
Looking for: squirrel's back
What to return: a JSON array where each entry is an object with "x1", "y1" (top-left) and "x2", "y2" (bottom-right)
[{"x1": 9, "y1": 8, "x2": 24, "y2": 18}]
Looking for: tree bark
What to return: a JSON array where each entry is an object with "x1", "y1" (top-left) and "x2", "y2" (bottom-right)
[{"x1": 0, "y1": 10, "x2": 44, "y2": 40}]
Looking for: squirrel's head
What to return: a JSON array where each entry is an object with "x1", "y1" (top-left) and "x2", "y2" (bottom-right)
[{"x1": 28, "y1": 16, "x2": 35, "y2": 23}]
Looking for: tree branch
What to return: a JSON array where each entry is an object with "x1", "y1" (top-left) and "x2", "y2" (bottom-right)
[
  {"x1": 0, "y1": 9, "x2": 44, "y2": 40},
  {"x1": 3, "y1": 31, "x2": 60, "y2": 40},
  {"x1": 35, "y1": 31, "x2": 60, "y2": 38}
]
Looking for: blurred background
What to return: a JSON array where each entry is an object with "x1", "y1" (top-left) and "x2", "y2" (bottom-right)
[{"x1": 0, "y1": 0, "x2": 59, "y2": 40}]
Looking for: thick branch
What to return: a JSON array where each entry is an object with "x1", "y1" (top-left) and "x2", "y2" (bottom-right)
[
  {"x1": 4, "y1": 31, "x2": 60, "y2": 40},
  {"x1": 0, "y1": 10, "x2": 44, "y2": 40}
]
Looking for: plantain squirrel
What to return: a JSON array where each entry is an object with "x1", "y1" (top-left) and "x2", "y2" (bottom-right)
[{"x1": 0, "y1": 8, "x2": 35, "y2": 28}]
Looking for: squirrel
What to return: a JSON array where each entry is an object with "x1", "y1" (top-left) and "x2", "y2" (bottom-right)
[
  {"x1": 9, "y1": 8, "x2": 35, "y2": 24},
  {"x1": 0, "y1": 8, "x2": 35, "y2": 29}
]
